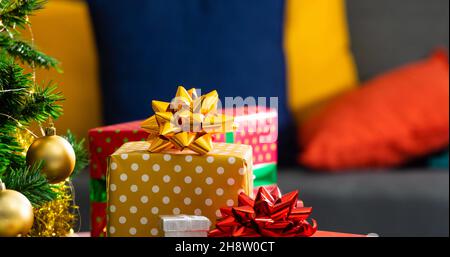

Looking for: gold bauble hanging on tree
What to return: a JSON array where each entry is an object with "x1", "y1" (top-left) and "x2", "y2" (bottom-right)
[
  {"x1": 26, "y1": 126, "x2": 76, "y2": 184},
  {"x1": 0, "y1": 180, "x2": 34, "y2": 237}
]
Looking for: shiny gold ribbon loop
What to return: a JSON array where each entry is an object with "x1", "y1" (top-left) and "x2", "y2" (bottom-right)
[{"x1": 141, "y1": 86, "x2": 235, "y2": 155}]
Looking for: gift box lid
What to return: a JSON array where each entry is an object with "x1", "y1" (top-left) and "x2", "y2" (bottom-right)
[
  {"x1": 160, "y1": 215, "x2": 211, "y2": 232},
  {"x1": 110, "y1": 141, "x2": 253, "y2": 167}
]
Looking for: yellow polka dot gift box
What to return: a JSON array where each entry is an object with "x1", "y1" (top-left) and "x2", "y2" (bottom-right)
[{"x1": 107, "y1": 141, "x2": 253, "y2": 237}]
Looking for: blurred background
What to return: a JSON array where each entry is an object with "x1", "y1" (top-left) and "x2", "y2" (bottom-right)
[{"x1": 31, "y1": 0, "x2": 448, "y2": 236}]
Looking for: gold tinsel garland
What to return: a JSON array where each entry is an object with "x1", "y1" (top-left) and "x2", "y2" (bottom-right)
[
  {"x1": 15, "y1": 127, "x2": 35, "y2": 156},
  {"x1": 28, "y1": 182, "x2": 79, "y2": 237}
]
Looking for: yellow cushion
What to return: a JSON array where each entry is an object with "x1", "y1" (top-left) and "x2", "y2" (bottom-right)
[
  {"x1": 28, "y1": 0, "x2": 101, "y2": 138},
  {"x1": 284, "y1": 0, "x2": 358, "y2": 120}
]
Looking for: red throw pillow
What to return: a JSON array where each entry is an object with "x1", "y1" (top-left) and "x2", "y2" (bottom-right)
[{"x1": 298, "y1": 49, "x2": 449, "y2": 171}]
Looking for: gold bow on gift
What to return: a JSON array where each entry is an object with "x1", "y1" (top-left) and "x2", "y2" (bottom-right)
[{"x1": 141, "y1": 86, "x2": 235, "y2": 155}]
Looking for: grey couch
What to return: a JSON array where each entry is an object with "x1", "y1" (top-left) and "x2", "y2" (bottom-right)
[
  {"x1": 73, "y1": 168, "x2": 449, "y2": 236},
  {"x1": 277, "y1": 0, "x2": 449, "y2": 237},
  {"x1": 279, "y1": 169, "x2": 449, "y2": 236}
]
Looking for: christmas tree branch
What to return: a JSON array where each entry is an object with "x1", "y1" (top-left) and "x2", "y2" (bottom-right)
[
  {"x1": 0, "y1": 56, "x2": 63, "y2": 123},
  {"x1": 0, "y1": 128, "x2": 25, "y2": 175},
  {"x1": 0, "y1": 0, "x2": 46, "y2": 29},
  {"x1": 0, "y1": 33, "x2": 60, "y2": 70},
  {"x1": 21, "y1": 82, "x2": 63, "y2": 122},
  {"x1": 0, "y1": 54, "x2": 34, "y2": 113},
  {"x1": 1, "y1": 162, "x2": 57, "y2": 207},
  {"x1": 64, "y1": 130, "x2": 89, "y2": 177}
]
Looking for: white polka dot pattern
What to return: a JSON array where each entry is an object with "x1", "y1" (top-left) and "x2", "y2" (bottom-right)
[
  {"x1": 131, "y1": 163, "x2": 139, "y2": 171},
  {"x1": 163, "y1": 175, "x2": 171, "y2": 183},
  {"x1": 173, "y1": 186, "x2": 181, "y2": 194},
  {"x1": 141, "y1": 174, "x2": 149, "y2": 182},
  {"x1": 205, "y1": 177, "x2": 214, "y2": 185},
  {"x1": 195, "y1": 166, "x2": 203, "y2": 174},
  {"x1": 194, "y1": 187, "x2": 202, "y2": 195},
  {"x1": 107, "y1": 142, "x2": 253, "y2": 237},
  {"x1": 162, "y1": 196, "x2": 170, "y2": 204},
  {"x1": 140, "y1": 195, "x2": 148, "y2": 204},
  {"x1": 174, "y1": 165, "x2": 182, "y2": 172},
  {"x1": 110, "y1": 162, "x2": 118, "y2": 170}
]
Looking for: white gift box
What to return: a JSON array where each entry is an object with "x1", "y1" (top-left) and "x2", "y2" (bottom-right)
[
  {"x1": 164, "y1": 231, "x2": 209, "y2": 237},
  {"x1": 159, "y1": 215, "x2": 211, "y2": 237}
]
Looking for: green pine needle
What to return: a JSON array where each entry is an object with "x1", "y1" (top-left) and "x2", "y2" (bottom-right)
[
  {"x1": 1, "y1": 162, "x2": 57, "y2": 207},
  {"x1": 0, "y1": 34, "x2": 60, "y2": 70},
  {"x1": 0, "y1": 0, "x2": 47, "y2": 29},
  {"x1": 21, "y1": 82, "x2": 64, "y2": 122},
  {"x1": 0, "y1": 54, "x2": 33, "y2": 112},
  {"x1": 0, "y1": 128, "x2": 25, "y2": 176},
  {"x1": 64, "y1": 130, "x2": 89, "y2": 177},
  {"x1": 0, "y1": 56, "x2": 64, "y2": 124}
]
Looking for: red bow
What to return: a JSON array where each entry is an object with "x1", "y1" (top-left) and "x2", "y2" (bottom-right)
[{"x1": 209, "y1": 187, "x2": 318, "y2": 237}]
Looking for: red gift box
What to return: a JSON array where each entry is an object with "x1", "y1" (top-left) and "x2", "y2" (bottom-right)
[
  {"x1": 213, "y1": 106, "x2": 278, "y2": 164},
  {"x1": 90, "y1": 202, "x2": 107, "y2": 237},
  {"x1": 89, "y1": 121, "x2": 148, "y2": 180}
]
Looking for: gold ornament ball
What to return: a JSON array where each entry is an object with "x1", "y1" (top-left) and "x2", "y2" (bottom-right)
[
  {"x1": 0, "y1": 184, "x2": 34, "y2": 237},
  {"x1": 26, "y1": 129, "x2": 76, "y2": 184}
]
